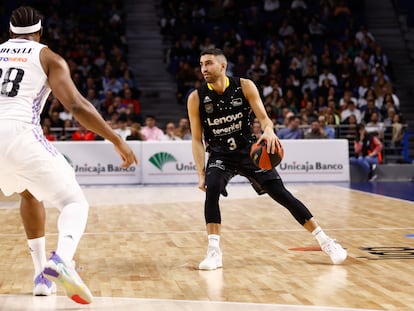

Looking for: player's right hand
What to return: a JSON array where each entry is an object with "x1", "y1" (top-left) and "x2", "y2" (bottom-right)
[{"x1": 198, "y1": 177, "x2": 206, "y2": 192}]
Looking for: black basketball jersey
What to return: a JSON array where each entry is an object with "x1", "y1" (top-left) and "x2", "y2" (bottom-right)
[{"x1": 197, "y1": 76, "x2": 254, "y2": 153}]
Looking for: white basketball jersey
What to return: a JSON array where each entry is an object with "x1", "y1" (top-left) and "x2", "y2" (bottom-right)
[{"x1": 0, "y1": 39, "x2": 51, "y2": 125}]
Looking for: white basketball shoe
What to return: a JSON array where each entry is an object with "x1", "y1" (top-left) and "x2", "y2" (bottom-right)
[
  {"x1": 321, "y1": 238, "x2": 348, "y2": 264},
  {"x1": 199, "y1": 248, "x2": 223, "y2": 270},
  {"x1": 33, "y1": 272, "x2": 57, "y2": 296}
]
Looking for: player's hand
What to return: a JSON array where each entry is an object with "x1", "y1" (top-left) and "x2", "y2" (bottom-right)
[
  {"x1": 115, "y1": 141, "x2": 138, "y2": 168},
  {"x1": 198, "y1": 175, "x2": 206, "y2": 192},
  {"x1": 257, "y1": 127, "x2": 278, "y2": 154}
]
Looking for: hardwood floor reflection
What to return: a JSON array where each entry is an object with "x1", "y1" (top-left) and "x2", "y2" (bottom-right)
[{"x1": 0, "y1": 183, "x2": 413, "y2": 311}]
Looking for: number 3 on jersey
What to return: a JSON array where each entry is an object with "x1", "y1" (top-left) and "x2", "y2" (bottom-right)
[
  {"x1": 227, "y1": 137, "x2": 237, "y2": 150},
  {"x1": 0, "y1": 67, "x2": 25, "y2": 97}
]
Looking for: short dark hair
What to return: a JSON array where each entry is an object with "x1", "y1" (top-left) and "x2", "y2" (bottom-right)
[
  {"x1": 10, "y1": 6, "x2": 42, "y2": 29},
  {"x1": 288, "y1": 115, "x2": 298, "y2": 123},
  {"x1": 200, "y1": 48, "x2": 224, "y2": 57},
  {"x1": 118, "y1": 113, "x2": 128, "y2": 122},
  {"x1": 357, "y1": 123, "x2": 365, "y2": 131}
]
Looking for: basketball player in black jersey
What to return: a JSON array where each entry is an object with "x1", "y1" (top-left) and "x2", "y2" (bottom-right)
[{"x1": 187, "y1": 48, "x2": 347, "y2": 270}]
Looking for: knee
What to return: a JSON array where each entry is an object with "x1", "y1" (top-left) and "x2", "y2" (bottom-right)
[
  {"x1": 51, "y1": 187, "x2": 88, "y2": 212},
  {"x1": 206, "y1": 180, "x2": 224, "y2": 195},
  {"x1": 205, "y1": 185, "x2": 222, "y2": 224}
]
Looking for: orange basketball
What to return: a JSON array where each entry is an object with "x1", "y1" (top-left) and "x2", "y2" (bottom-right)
[{"x1": 250, "y1": 140, "x2": 284, "y2": 170}]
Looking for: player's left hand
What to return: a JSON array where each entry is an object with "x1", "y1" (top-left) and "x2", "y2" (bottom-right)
[
  {"x1": 257, "y1": 127, "x2": 278, "y2": 154},
  {"x1": 115, "y1": 142, "x2": 138, "y2": 168}
]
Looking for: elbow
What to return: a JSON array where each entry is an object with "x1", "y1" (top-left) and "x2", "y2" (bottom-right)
[{"x1": 68, "y1": 101, "x2": 85, "y2": 116}]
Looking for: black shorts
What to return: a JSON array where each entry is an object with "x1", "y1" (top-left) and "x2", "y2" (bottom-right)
[{"x1": 206, "y1": 148, "x2": 281, "y2": 195}]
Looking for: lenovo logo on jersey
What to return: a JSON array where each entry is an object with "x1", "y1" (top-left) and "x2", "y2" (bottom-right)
[
  {"x1": 207, "y1": 111, "x2": 243, "y2": 126},
  {"x1": 0, "y1": 57, "x2": 28, "y2": 62},
  {"x1": 0, "y1": 47, "x2": 33, "y2": 54}
]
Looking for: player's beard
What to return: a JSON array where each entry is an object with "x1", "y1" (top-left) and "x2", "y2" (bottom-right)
[{"x1": 203, "y1": 71, "x2": 218, "y2": 83}]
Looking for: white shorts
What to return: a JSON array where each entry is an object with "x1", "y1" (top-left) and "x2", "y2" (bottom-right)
[{"x1": 0, "y1": 120, "x2": 83, "y2": 205}]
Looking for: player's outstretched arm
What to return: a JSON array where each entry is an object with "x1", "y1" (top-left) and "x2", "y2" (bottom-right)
[{"x1": 40, "y1": 47, "x2": 137, "y2": 168}]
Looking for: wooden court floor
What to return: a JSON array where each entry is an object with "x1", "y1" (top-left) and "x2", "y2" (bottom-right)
[{"x1": 0, "y1": 183, "x2": 413, "y2": 311}]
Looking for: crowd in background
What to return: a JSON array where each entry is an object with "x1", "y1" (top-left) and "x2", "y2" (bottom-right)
[
  {"x1": 164, "y1": 1, "x2": 403, "y2": 123},
  {"x1": 161, "y1": 0, "x2": 407, "y2": 165},
  {"x1": 0, "y1": 1, "x2": 408, "y2": 164},
  {"x1": 1, "y1": 1, "x2": 195, "y2": 143},
  {"x1": 2, "y1": 1, "x2": 147, "y2": 140}
]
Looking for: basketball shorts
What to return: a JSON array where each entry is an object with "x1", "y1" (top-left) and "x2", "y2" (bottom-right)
[
  {"x1": 0, "y1": 120, "x2": 82, "y2": 204},
  {"x1": 206, "y1": 149, "x2": 282, "y2": 195}
]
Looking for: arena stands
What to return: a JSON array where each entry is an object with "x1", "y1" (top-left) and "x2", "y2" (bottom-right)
[
  {"x1": 1, "y1": 1, "x2": 413, "y2": 171},
  {"x1": 159, "y1": 0, "x2": 411, "y2": 166},
  {"x1": 1, "y1": 1, "x2": 142, "y2": 140}
]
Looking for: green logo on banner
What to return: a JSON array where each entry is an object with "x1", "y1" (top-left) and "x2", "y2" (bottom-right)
[{"x1": 149, "y1": 152, "x2": 176, "y2": 171}]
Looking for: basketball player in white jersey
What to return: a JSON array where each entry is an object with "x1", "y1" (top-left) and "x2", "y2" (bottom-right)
[{"x1": 0, "y1": 6, "x2": 137, "y2": 304}]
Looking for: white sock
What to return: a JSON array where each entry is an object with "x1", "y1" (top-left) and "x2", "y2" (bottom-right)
[
  {"x1": 312, "y1": 226, "x2": 330, "y2": 245},
  {"x1": 208, "y1": 234, "x2": 220, "y2": 250},
  {"x1": 28, "y1": 236, "x2": 47, "y2": 278},
  {"x1": 56, "y1": 202, "x2": 89, "y2": 264}
]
